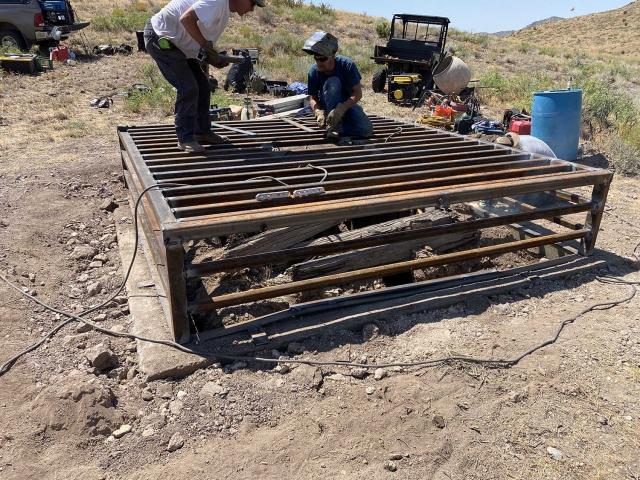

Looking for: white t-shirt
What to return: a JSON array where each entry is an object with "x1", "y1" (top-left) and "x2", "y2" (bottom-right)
[
  {"x1": 151, "y1": 0, "x2": 230, "y2": 59},
  {"x1": 518, "y1": 135, "x2": 557, "y2": 158}
]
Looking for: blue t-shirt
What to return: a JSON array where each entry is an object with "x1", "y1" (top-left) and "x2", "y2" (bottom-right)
[{"x1": 307, "y1": 55, "x2": 362, "y2": 108}]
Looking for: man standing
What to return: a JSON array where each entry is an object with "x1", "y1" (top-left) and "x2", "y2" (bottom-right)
[
  {"x1": 144, "y1": 0, "x2": 265, "y2": 152},
  {"x1": 303, "y1": 31, "x2": 373, "y2": 141}
]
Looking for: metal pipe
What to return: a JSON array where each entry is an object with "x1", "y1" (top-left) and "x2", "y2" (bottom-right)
[{"x1": 190, "y1": 229, "x2": 590, "y2": 311}]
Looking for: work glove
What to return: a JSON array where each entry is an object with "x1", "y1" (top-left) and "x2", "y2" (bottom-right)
[
  {"x1": 326, "y1": 102, "x2": 349, "y2": 130},
  {"x1": 200, "y1": 41, "x2": 229, "y2": 68},
  {"x1": 314, "y1": 109, "x2": 326, "y2": 128}
]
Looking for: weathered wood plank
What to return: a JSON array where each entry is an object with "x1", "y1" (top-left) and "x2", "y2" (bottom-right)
[
  {"x1": 225, "y1": 222, "x2": 336, "y2": 258},
  {"x1": 292, "y1": 232, "x2": 477, "y2": 280},
  {"x1": 292, "y1": 209, "x2": 475, "y2": 280}
]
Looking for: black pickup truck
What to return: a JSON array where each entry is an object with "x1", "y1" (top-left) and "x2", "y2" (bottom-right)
[{"x1": 0, "y1": 0, "x2": 88, "y2": 51}]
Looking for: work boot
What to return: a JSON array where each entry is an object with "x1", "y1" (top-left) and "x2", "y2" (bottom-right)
[
  {"x1": 194, "y1": 132, "x2": 229, "y2": 144},
  {"x1": 325, "y1": 130, "x2": 340, "y2": 142},
  {"x1": 177, "y1": 140, "x2": 205, "y2": 153}
]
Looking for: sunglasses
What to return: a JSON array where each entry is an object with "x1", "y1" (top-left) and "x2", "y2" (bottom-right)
[{"x1": 314, "y1": 55, "x2": 329, "y2": 63}]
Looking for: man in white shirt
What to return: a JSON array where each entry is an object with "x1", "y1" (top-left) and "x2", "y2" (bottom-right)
[{"x1": 144, "y1": 0, "x2": 265, "y2": 152}]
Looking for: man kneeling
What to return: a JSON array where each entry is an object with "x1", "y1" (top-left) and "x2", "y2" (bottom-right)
[{"x1": 303, "y1": 31, "x2": 373, "y2": 141}]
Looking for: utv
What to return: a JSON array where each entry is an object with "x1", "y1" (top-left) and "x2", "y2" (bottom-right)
[
  {"x1": 0, "y1": 0, "x2": 89, "y2": 51},
  {"x1": 371, "y1": 14, "x2": 450, "y2": 106}
]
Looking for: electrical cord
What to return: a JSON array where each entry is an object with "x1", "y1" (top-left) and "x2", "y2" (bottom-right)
[
  {"x1": 384, "y1": 127, "x2": 403, "y2": 143},
  {"x1": 0, "y1": 182, "x2": 186, "y2": 376},
  {"x1": 248, "y1": 164, "x2": 328, "y2": 189},
  {"x1": 0, "y1": 275, "x2": 636, "y2": 374},
  {"x1": 246, "y1": 176, "x2": 290, "y2": 187},
  {"x1": 0, "y1": 186, "x2": 638, "y2": 376},
  {"x1": 304, "y1": 164, "x2": 328, "y2": 183}
]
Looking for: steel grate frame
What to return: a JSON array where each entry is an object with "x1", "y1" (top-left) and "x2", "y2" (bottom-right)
[{"x1": 118, "y1": 115, "x2": 612, "y2": 343}]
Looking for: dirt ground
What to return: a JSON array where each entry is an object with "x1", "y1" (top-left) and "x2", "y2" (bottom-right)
[{"x1": 1, "y1": 54, "x2": 640, "y2": 480}]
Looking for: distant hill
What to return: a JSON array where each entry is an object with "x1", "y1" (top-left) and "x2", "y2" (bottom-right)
[
  {"x1": 526, "y1": 16, "x2": 564, "y2": 29},
  {"x1": 509, "y1": 1, "x2": 640, "y2": 58},
  {"x1": 489, "y1": 16, "x2": 564, "y2": 37}
]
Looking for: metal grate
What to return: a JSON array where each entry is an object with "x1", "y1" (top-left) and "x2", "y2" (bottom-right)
[{"x1": 118, "y1": 115, "x2": 612, "y2": 343}]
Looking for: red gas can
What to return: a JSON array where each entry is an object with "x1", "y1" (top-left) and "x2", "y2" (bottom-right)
[
  {"x1": 50, "y1": 45, "x2": 70, "y2": 62},
  {"x1": 509, "y1": 119, "x2": 532, "y2": 135}
]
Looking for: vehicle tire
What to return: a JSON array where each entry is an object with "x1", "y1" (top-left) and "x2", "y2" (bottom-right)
[
  {"x1": 0, "y1": 29, "x2": 27, "y2": 51},
  {"x1": 372, "y1": 69, "x2": 387, "y2": 93}
]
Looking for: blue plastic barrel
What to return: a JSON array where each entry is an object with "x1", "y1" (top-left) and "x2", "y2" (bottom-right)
[{"x1": 531, "y1": 89, "x2": 582, "y2": 160}]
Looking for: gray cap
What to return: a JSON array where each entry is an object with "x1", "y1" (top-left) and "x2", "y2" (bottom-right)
[{"x1": 302, "y1": 31, "x2": 338, "y2": 57}]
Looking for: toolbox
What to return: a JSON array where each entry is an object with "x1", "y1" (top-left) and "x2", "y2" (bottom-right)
[{"x1": 0, "y1": 54, "x2": 37, "y2": 74}]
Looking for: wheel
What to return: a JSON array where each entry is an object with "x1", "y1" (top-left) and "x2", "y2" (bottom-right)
[
  {"x1": 0, "y1": 29, "x2": 27, "y2": 51},
  {"x1": 372, "y1": 69, "x2": 387, "y2": 93}
]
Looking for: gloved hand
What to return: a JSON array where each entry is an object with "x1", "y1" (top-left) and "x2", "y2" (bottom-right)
[
  {"x1": 314, "y1": 109, "x2": 326, "y2": 128},
  {"x1": 326, "y1": 102, "x2": 349, "y2": 130},
  {"x1": 200, "y1": 41, "x2": 229, "y2": 68}
]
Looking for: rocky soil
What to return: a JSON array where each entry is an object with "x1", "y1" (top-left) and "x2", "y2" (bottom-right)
[{"x1": 1, "y1": 55, "x2": 640, "y2": 480}]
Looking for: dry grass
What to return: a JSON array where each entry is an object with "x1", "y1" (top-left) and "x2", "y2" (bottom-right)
[{"x1": 36, "y1": 0, "x2": 640, "y2": 176}]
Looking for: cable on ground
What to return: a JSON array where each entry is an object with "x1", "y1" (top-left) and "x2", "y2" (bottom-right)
[
  {"x1": 0, "y1": 182, "x2": 186, "y2": 376},
  {"x1": 0, "y1": 186, "x2": 639, "y2": 376}
]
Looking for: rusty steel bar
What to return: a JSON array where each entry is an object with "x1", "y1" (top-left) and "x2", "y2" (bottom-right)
[
  {"x1": 145, "y1": 139, "x2": 473, "y2": 171},
  {"x1": 210, "y1": 121, "x2": 257, "y2": 136},
  {"x1": 282, "y1": 117, "x2": 316, "y2": 132},
  {"x1": 168, "y1": 171, "x2": 608, "y2": 239},
  {"x1": 148, "y1": 141, "x2": 492, "y2": 175},
  {"x1": 152, "y1": 145, "x2": 511, "y2": 182},
  {"x1": 190, "y1": 229, "x2": 590, "y2": 311},
  {"x1": 161, "y1": 152, "x2": 537, "y2": 190},
  {"x1": 185, "y1": 201, "x2": 593, "y2": 278},
  {"x1": 132, "y1": 123, "x2": 426, "y2": 147},
  {"x1": 167, "y1": 163, "x2": 569, "y2": 213}
]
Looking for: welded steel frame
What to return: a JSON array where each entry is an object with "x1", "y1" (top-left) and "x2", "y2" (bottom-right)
[{"x1": 118, "y1": 115, "x2": 612, "y2": 343}]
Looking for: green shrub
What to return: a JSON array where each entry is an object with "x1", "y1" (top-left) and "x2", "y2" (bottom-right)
[
  {"x1": 259, "y1": 54, "x2": 310, "y2": 82},
  {"x1": 538, "y1": 46, "x2": 558, "y2": 57},
  {"x1": 478, "y1": 70, "x2": 554, "y2": 111},
  {"x1": 125, "y1": 63, "x2": 175, "y2": 114},
  {"x1": 291, "y1": 7, "x2": 324, "y2": 24},
  {"x1": 67, "y1": 120, "x2": 89, "y2": 138},
  {"x1": 261, "y1": 30, "x2": 304, "y2": 56},
  {"x1": 517, "y1": 42, "x2": 532, "y2": 54},
  {"x1": 255, "y1": 7, "x2": 276, "y2": 25},
  {"x1": 604, "y1": 133, "x2": 640, "y2": 176},
  {"x1": 375, "y1": 19, "x2": 390, "y2": 39},
  {"x1": 290, "y1": 3, "x2": 335, "y2": 25},
  {"x1": 340, "y1": 42, "x2": 376, "y2": 76},
  {"x1": 449, "y1": 29, "x2": 490, "y2": 48},
  {"x1": 92, "y1": 7, "x2": 150, "y2": 32},
  {"x1": 270, "y1": 0, "x2": 304, "y2": 7},
  {"x1": 576, "y1": 78, "x2": 637, "y2": 130}
]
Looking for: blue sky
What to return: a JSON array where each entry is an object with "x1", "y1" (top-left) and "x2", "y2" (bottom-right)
[{"x1": 317, "y1": 0, "x2": 631, "y2": 33}]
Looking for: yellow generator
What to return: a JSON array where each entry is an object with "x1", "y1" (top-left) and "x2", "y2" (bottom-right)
[{"x1": 387, "y1": 74, "x2": 422, "y2": 106}]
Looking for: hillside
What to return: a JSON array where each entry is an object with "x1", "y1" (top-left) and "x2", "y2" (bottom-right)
[{"x1": 510, "y1": 1, "x2": 640, "y2": 59}]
